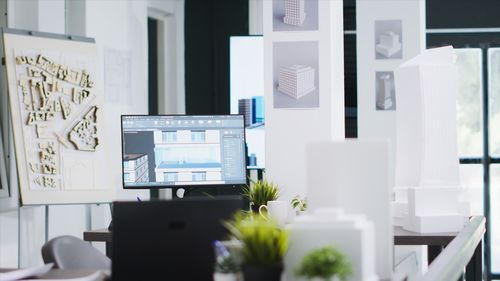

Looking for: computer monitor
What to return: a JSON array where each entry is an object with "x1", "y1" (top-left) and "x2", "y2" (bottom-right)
[{"x1": 121, "y1": 115, "x2": 247, "y2": 190}]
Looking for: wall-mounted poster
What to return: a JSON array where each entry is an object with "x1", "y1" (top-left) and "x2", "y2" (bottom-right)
[
  {"x1": 375, "y1": 71, "x2": 396, "y2": 111},
  {"x1": 273, "y1": 0, "x2": 318, "y2": 32},
  {"x1": 273, "y1": 41, "x2": 319, "y2": 109},
  {"x1": 3, "y1": 29, "x2": 114, "y2": 205},
  {"x1": 374, "y1": 20, "x2": 403, "y2": 60}
]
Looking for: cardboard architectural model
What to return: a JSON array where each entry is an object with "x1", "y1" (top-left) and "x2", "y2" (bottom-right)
[
  {"x1": 285, "y1": 208, "x2": 378, "y2": 281},
  {"x1": 283, "y1": 0, "x2": 306, "y2": 26},
  {"x1": 375, "y1": 31, "x2": 402, "y2": 58},
  {"x1": 376, "y1": 73, "x2": 393, "y2": 110},
  {"x1": 393, "y1": 46, "x2": 469, "y2": 233},
  {"x1": 278, "y1": 65, "x2": 315, "y2": 99},
  {"x1": 3, "y1": 30, "x2": 113, "y2": 205}
]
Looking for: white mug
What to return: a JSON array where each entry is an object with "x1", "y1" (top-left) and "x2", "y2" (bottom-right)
[{"x1": 259, "y1": 200, "x2": 288, "y2": 226}]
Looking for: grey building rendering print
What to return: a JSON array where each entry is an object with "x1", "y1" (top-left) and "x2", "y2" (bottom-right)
[
  {"x1": 273, "y1": 0, "x2": 318, "y2": 32},
  {"x1": 273, "y1": 41, "x2": 319, "y2": 109}
]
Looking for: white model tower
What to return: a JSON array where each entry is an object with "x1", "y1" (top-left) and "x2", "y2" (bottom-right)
[
  {"x1": 283, "y1": 0, "x2": 306, "y2": 26},
  {"x1": 278, "y1": 65, "x2": 315, "y2": 99},
  {"x1": 394, "y1": 46, "x2": 470, "y2": 233},
  {"x1": 376, "y1": 74, "x2": 393, "y2": 110},
  {"x1": 375, "y1": 31, "x2": 402, "y2": 58}
]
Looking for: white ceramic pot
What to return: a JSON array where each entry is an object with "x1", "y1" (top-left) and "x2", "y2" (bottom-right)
[{"x1": 213, "y1": 272, "x2": 239, "y2": 281}]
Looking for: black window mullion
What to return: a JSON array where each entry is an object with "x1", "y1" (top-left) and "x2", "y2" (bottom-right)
[{"x1": 481, "y1": 45, "x2": 492, "y2": 280}]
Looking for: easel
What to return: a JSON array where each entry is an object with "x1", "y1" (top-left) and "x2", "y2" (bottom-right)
[{"x1": 0, "y1": 28, "x2": 109, "y2": 268}]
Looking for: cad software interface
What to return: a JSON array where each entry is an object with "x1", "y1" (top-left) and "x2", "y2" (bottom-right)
[{"x1": 122, "y1": 115, "x2": 246, "y2": 188}]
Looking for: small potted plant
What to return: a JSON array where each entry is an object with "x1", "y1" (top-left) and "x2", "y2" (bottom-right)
[
  {"x1": 213, "y1": 240, "x2": 240, "y2": 281},
  {"x1": 294, "y1": 246, "x2": 352, "y2": 281},
  {"x1": 291, "y1": 195, "x2": 307, "y2": 215},
  {"x1": 242, "y1": 179, "x2": 280, "y2": 213},
  {"x1": 224, "y1": 212, "x2": 288, "y2": 281}
]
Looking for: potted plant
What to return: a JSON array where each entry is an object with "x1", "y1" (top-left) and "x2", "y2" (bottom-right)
[
  {"x1": 291, "y1": 195, "x2": 307, "y2": 215},
  {"x1": 213, "y1": 240, "x2": 241, "y2": 281},
  {"x1": 294, "y1": 246, "x2": 352, "y2": 281},
  {"x1": 242, "y1": 179, "x2": 280, "y2": 213},
  {"x1": 224, "y1": 212, "x2": 288, "y2": 281}
]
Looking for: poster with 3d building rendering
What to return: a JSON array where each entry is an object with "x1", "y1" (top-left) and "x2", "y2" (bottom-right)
[
  {"x1": 273, "y1": 0, "x2": 318, "y2": 32},
  {"x1": 3, "y1": 31, "x2": 114, "y2": 205},
  {"x1": 374, "y1": 20, "x2": 403, "y2": 59},
  {"x1": 273, "y1": 41, "x2": 319, "y2": 109}
]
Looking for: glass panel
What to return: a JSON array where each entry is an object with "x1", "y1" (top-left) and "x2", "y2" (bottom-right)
[
  {"x1": 490, "y1": 48, "x2": 500, "y2": 155},
  {"x1": 455, "y1": 49, "x2": 483, "y2": 157},
  {"x1": 489, "y1": 165, "x2": 500, "y2": 272},
  {"x1": 459, "y1": 164, "x2": 483, "y2": 215}
]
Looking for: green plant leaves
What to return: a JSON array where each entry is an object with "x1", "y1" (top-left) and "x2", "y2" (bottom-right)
[
  {"x1": 242, "y1": 180, "x2": 280, "y2": 207},
  {"x1": 294, "y1": 246, "x2": 352, "y2": 281},
  {"x1": 223, "y1": 212, "x2": 289, "y2": 266}
]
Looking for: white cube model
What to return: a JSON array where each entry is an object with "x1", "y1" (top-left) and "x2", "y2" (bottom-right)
[
  {"x1": 375, "y1": 31, "x2": 402, "y2": 58},
  {"x1": 306, "y1": 140, "x2": 393, "y2": 280},
  {"x1": 283, "y1": 0, "x2": 306, "y2": 26},
  {"x1": 376, "y1": 73, "x2": 393, "y2": 110},
  {"x1": 285, "y1": 208, "x2": 378, "y2": 281},
  {"x1": 278, "y1": 65, "x2": 315, "y2": 99},
  {"x1": 394, "y1": 46, "x2": 470, "y2": 233}
]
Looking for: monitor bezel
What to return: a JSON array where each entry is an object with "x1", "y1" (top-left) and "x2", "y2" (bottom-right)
[{"x1": 120, "y1": 114, "x2": 248, "y2": 190}]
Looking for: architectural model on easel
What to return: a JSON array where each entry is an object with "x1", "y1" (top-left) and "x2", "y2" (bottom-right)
[
  {"x1": 375, "y1": 31, "x2": 402, "y2": 58},
  {"x1": 393, "y1": 46, "x2": 470, "y2": 233},
  {"x1": 278, "y1": 65, "x2": 315, "y2": 99},
  {"x1": 3, "y1": 30, "x2": 114, "y2": 205},
  {"x1": 283, "y1": 0, "x2": 306, "y2": 26}
]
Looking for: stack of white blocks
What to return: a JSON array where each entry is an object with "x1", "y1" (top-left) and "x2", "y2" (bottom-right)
[
  {"x1": 394, "y1": 46, "x2": 470, "y2": 233},
  {"x1": 285, "y1": 208, "x2": 379, "y2": 281},
  {"x1": 278, "y1": 65, "x2": 315, "y2": 99}
]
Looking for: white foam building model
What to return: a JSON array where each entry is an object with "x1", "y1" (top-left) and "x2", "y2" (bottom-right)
[
  {"x1": 285, "y1": 208, "x2": 378, "y2": 281},
  {"x1": 375, "y1": 31, "x2": 402, "y2": 58},
  {"x1": 283, "y1": 0, "x2": 306, "y2": 26},
  {"x1": 306, "y1": 140, "x2": 393, "y2": 280},
  {"x1": 393, "y1": 46, "x2": 470, "y2": 233},
  {"x1": 376, "y1": 73, "x2": 393, "y2": 110},
  {"x1": 278, "y1": 65, "x2": 315, "y2": 99}
]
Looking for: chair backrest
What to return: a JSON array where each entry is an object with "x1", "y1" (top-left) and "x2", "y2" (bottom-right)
[{"x1": 41, "y1": 235, "x2": 111, "y2": 270}]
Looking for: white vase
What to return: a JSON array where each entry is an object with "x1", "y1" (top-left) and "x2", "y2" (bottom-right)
[{"x1": 213, "y1": 272, "x2": 239, "y2": 281}]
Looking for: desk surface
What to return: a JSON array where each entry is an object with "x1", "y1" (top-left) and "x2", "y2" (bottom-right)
[
  {"x1": 0, "y1": 268, "x2": 108, "y2": 280},
  {"x1": 84, "y1": 226, "x2": 459, "y2": 245}
]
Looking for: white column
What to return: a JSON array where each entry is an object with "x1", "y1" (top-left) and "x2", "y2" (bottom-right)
[{"x1": 263, "y1": 0, "x2": 345, "y2": 200}]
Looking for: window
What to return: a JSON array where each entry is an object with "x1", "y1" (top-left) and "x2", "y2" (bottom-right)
[
  {"x1": 192, "y1": 171, "x2": 206, "y2": 182},
  {"x1": 164, "y1": 172, "x2": 178, "y2": 182},
  {"x1": 191, "y1": 130, "x2": 206, "y2": 143},
  {"x1": 162, "y1": 131, "x2": 177, "y2": 143},
  {"x1": 124, "y1": 173, "x2": 131, "y2": 182}
]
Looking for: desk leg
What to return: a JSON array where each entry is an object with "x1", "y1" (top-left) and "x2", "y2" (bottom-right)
[
  {"x1": 465, "y1": 241, "x2": 482, "y2": 281},
  {"x1": 428, "y1": 246, "x2": 443, "y2": 264},
  {"x1": 105, "y1": 242, "x2": 112, "y2": 259}
]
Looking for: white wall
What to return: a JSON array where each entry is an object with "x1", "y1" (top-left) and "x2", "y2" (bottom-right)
[{"x1": 0, "y1": 0, "x2": 184, "y2": 268}]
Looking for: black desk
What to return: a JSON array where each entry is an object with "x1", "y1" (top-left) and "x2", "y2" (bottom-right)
[{"x1": 84, "y1": 216, "x2": 484, "y2": 281}]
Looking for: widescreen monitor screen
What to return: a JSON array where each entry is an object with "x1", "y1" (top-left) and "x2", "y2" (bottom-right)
[{"x1": 121, "y1": 115, "x2": 247, "y2": 189}]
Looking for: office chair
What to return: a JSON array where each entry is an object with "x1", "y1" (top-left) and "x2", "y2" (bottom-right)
[{"x1": 41, "y1": 235, "x2": 111, "y2": 270}]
